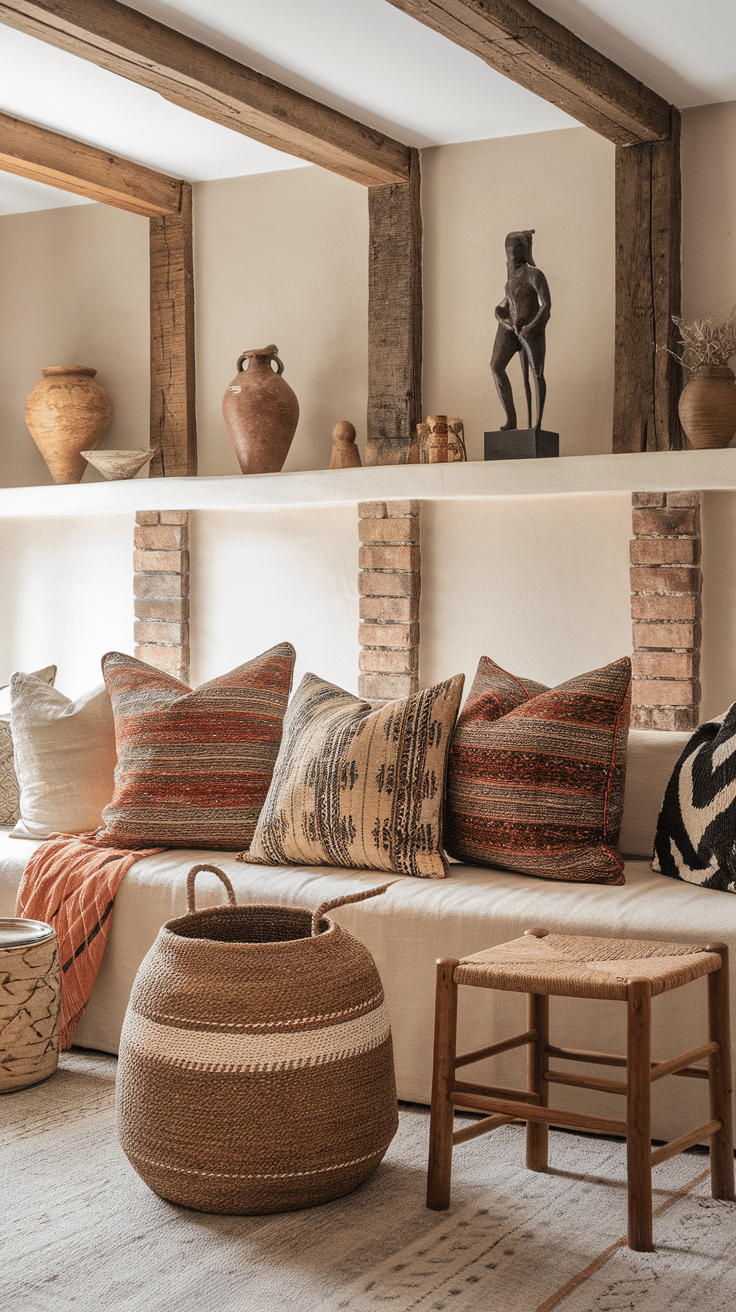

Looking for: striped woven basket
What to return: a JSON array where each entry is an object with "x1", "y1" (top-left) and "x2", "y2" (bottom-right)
[{"x1": 116, "y1": 865, "x2": 398, "y2": 1214}]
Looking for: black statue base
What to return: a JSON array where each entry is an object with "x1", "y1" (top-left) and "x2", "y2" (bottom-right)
[{"x1": 484, "y1": 429, "x2": 559, "y2": 461}]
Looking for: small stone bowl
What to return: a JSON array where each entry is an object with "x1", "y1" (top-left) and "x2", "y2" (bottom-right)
[{"x1": 82, "y1": 449, "x2": 156, "y2": 480}]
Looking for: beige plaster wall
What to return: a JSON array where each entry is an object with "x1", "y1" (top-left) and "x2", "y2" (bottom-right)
[
  {"x1": 681, "y1": 101, "x2": 736, "y2": 321},
  {"x1": 193, "y1": 168, "x2": 369, "y2": 477},
  {"x1": 0, "y1": 205, "x2": 150, "y2": 489},
  {"x1": 0, "y1": 514, "x2": 134, "y2": 694},
  {"x1": 421, "y1": 127, "x2": 615, "y2": 459}
]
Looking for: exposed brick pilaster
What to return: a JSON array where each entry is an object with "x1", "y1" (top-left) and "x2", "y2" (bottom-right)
[
  {"x1": 134, "y1": 510, "x2": 190, "y2": 684},
  {"x1": 630, "y1": 491, "x2": 701, "y2": 730},
  {"x1": 358, "y1": 500, "x2": 420, "y2": 701}
]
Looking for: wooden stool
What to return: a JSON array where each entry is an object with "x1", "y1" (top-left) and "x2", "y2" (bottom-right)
[
  {"x1": 426, "y1": 929, "x2": 734, "y2": 1251},
  {"x1": 1, "y1": 918, "x2": 61, "y2": 1093}
]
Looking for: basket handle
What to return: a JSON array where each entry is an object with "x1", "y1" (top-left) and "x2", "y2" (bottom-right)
[
  {"x1": 187, "y1": 864, "x2": 237, "y2": 912},
  {"x1": 311, "y1": 883, "x2": 393, "y2": 937}
]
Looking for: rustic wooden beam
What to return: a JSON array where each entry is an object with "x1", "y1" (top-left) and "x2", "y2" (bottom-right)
[
  {"x1": 0, "y1": 110, "x2": 182, "y2": 217},
  {"x1": 613, "y1": 110, "x2": 683, "y2": 453},
  {"x1": 366, "y1": 149, "x2": 423, "y2": 466},
  {"x1": 385, "y1": 0, "x2": 671, "y2": 145},
  {"x1": 149, "y1": 184, "x2": 196, "y2": 478},
  {"x1": 0, "y1": 0, "x2": 410, "y2": 186}
]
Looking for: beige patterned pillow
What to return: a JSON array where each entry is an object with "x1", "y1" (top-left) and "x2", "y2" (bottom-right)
[
  {"x1": 0, "y1": 665, "x2": 56, "y2": 827},
  {"x1": 240, "y1": 671, "x2": 464, "y2": 878}
]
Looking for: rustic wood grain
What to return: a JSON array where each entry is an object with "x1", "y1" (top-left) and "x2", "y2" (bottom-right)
[
  {"x1": 149, "y1": 185, "x2": 196, "y2": 478},
  {"x1": 366, "y1": 149, "x2": 422, "y2": 466},
  {"x1": 427, "y1": 958, "x2": 460, "y2": 1210},
  {"x1": 614, "y1": 110, "x2": 682, "y2": 453},
  {"x1": 0, "y1": 110, "x2": 182, "y2": 216},
  {"x1": 0, "y1": 0, "x2": 410, "y2": 186},
  {"x1": 385, "y1": 0, "x2": 671, "y2": 145}
]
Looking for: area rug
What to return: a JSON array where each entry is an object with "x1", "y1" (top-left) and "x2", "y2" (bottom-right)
[{"x1": 2, "y1": 1051, "x2": 734, "y2": 1311}]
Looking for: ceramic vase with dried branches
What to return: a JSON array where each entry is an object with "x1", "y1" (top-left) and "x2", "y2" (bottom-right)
[{"x1": 671, "y1": 312, "x2": 736, "y2": 448}]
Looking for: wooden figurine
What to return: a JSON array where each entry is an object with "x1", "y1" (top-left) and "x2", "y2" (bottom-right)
[{"x1": 329, "y1": 421, "x2": 362, "y2": 468}]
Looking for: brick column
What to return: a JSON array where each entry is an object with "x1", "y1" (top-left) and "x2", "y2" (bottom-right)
[
  {"x1": 133, "y1": 510, "x2": 190, "y2": 684},
  {"x1": 358, "y1": 500, "x2": 420, "y2": 701},
  {"x1": 630, "y1": 492, "x2": 701, "y2": 730}
]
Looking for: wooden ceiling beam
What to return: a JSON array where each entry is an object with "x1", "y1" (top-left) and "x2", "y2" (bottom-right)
[
  {"x1": 0, "y1": 110, "x2": 183, "y2": 216},
  {"x1": 0, "y1": 0, "x2": 410, "y2": 186},
  {"x1": 385, "y1": 0, "x2": 672, "y2": 145}
]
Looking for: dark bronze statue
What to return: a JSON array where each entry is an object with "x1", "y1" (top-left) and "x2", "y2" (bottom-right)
[{"x1": 491, "y1": 229, "x2": 551, "y2": 431}]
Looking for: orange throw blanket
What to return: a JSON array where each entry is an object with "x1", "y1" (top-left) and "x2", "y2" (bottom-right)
[{"x1": 16, "y1": 832, "x2": 163, "y2": 1049}]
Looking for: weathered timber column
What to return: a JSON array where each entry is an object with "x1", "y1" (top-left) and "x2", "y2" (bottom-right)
[
  {"x1": 358, "y1": 501, "x2": 420, "y2": 700},
  {"x1": 366, "y1": 149, "x2": 422, "y2": 465},
  {"x1": 149, "y1": 183, "x2": 197, "y2": 477},
  {"x1": 630, "y1": 491, "x2": 701, "y2": 730},
  {"x1": 613, "y1": 109, "x2": 682, "y2": 453},
  {"x1": 134, "y1": 511, "x2": 190, "y2": 684}
]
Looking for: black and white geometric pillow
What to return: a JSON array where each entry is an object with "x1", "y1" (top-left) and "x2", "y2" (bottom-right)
[{"x1": 652, "y1": 705, "x2": 736, "y2": 894}]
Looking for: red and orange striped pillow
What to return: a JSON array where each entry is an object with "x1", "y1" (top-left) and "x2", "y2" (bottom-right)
[
  {"x1": 98, "y1": 644, "x2": 296, "y2": 850},
  {"x1": 445, "y1": 656, "x2": 632, "y2": 884}
]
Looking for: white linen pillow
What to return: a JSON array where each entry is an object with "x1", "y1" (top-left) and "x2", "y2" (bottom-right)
[
  {"x1": 10, "y1": 672, "x2": 117, "y2": 839},
  {"x1": 0, "y1": 665, "x2": 56, "y2": 827}
]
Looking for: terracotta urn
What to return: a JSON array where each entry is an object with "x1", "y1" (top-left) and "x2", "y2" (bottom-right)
[
  {"x1": 678, "y1": 364, "x2": 736, "y2": 449},
  {"x1": 25, "y1": 366, "x2": 113, "y2": 484},
  {"x1": 222, "y1": 345, "x2": 299, "y2": 475}
]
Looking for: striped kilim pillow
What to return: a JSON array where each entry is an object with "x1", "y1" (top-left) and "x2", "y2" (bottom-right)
[
  {"x1": 240, "y1": 670, "x2": 465, "y2": 878},
  {"x1": 446, "y1": 656, "x2": 632, "y2": 884},
  {"x1": 98, "y1": 644, "x2": 296, "y2": 850}
]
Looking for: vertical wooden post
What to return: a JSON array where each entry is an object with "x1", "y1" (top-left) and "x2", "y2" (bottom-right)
[
  {"x1": 613, "y1": 109, "x2": 682, "y2": 453},
  {"x1": 526, "y1": 992, "x2": 549, "y2": 1171},
  {"x1": 427, "y1": 957, "x2": 459, "y2": 1211},
  {"x1": 149, "y1": 182, "x2": 197, "y2": 477},
  {"x1": 706, "y1": 945, "x2": 735, "y2": 1202},
  {"x1": 366, "y1": 148, "x2": 422, "y2": 465},
  {"x1": 626, "y1": 978, "x2": 653, "y2": 1252}
]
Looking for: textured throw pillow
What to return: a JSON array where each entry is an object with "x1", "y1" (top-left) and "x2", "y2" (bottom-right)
[
  {"x1": 98, "y1": 644, "x2": 296, "y2": 850},
  {"x1": 241, "y1": 671, "x2": 465, "y2": 878},
  {"x1": 10, "y1": 673, "x2": 116, "y2": 839},
  {"x1": 445, "y1": 656, "x2": 632, "y2": 884},
  {"x1": 0, "y1": 665, "x2": 56, "y2": 826},
  {"x1": 652, "y1": 705, "x2": 736, "y2": 893}
]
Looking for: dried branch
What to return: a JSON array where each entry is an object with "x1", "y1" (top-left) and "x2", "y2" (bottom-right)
[{"x1": 666, "y1": 309, "x2": 736, "y2": 373}]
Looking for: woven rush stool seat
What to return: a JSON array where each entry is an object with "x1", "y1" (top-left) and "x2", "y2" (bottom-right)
[{"x1": 426, "y1": 929, "x2": 734, "y2": 1251}]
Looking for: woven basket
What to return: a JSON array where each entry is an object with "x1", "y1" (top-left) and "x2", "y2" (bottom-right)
[
  {"x1": 116, "y1": 865, "x2": 398, "y2": 1214},
  {"x1": 1, "y1": 918, "x2": 60, "y2": 1093}
]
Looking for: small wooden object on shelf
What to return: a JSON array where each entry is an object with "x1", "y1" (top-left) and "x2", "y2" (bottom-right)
[{"x1": 329, "y1": 421, "x2": 362, "y2": 468}]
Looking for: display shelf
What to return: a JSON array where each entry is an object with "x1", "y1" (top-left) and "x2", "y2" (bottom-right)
[{"x1": 2, "y1": 448, "x2": 736, "y2": 518}]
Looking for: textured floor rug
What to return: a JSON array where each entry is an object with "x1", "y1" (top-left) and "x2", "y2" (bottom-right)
[{"x1": 2, "y1": 1051, "x2": 734, "y2": 1311}]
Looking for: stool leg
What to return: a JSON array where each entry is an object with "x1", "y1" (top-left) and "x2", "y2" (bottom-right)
[
  {"x1": 427, "y1": 958, "x2": 459, "y2": 1210},
  {"x1": 526, "y1": 991, "x2": 549, "y2": 1171},
  {"x1": 706, "y1": 946, "x2": 735, "y2": 1201},
  {"x1": 626, "y1": 978, "x2": 653, "y2": 1251}
]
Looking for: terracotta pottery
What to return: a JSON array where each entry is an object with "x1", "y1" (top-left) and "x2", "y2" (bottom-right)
[
  {"x1": 678, "y1": 365, "x2": 736, "y2": 449},
  {"x1": 222, "y1": 345, "x2": 299, "y2": 475},
  {"x1": 81, "y1": 448, "x2": 156, "y2": 481},
  {"x1": 25, "y1": 366, "x2": 113, "y2": 484},
  {"x1": 329, "y1": 420, "x2": 362, "y2": 469}
]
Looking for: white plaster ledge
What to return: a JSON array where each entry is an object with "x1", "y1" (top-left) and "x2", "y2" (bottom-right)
[{"x1": 2, "y1": 448, "x2": 736, "y2": 518}]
